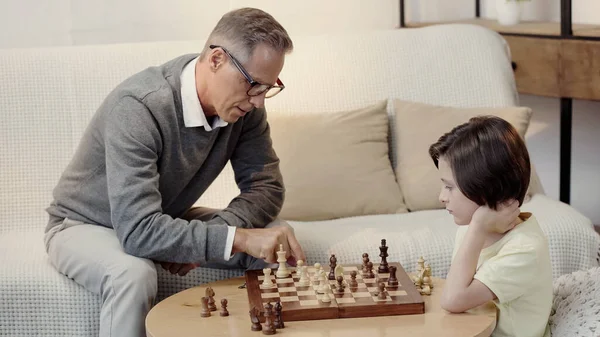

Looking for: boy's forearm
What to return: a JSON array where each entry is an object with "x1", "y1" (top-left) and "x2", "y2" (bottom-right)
[{"x1": 442, "y1": 226, "x2": 486, "y2": 306}]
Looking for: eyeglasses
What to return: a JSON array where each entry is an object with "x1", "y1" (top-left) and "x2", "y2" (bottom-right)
[{"x1": 209, "y1": 45, "x2": 285, "y2": 98}]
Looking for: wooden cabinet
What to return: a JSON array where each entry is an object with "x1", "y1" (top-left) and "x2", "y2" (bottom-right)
[{"x1": 504, "y1": 36, "x2": 600, "y2": 101}]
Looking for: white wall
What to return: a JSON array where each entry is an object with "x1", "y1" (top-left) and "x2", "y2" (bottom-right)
[{"x1": 1, "y1": 0, "x2": 598, "y2": 223}]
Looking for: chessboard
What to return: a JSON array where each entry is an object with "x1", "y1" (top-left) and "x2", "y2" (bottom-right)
[{"x1": 244, "y1": 262, "x2": 424, "y2": 322}]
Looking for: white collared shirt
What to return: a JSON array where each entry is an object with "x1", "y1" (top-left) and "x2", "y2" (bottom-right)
[
  {"x1": 180, "y1": 56, "x2": 228, "y2": 131},
  {"x1": 180, "y1": 57, "x2": 236, "y2": 261}
]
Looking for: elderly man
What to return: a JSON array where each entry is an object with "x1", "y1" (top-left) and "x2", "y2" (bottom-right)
[{"x1": 44, "y1": 7, "x2": 305, "y2": 337}]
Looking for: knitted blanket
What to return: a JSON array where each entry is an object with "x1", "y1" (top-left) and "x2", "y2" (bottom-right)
[{"x1": 550, "y1": 267, "x2": 600, "y2": 336}]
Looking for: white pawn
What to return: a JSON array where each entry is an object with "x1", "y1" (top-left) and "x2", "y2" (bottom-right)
[
  {"x1": 297, "y1": 260, "x2": 310, "y2": 286},
  {"x1": 317, "y1": 270, "x2": 328, "y2": 294},
  {"x1": 261, "y1": 268, "x2": 276, "y2": 289},
  {"x1": 321, "y1": 284, "x2": 332, "y2": 303},
  {"x1": 276, "y1": 244, "x2": 290, "y2": 278},
  {"x1": 312, "y1": 263, "x2": 322, "y2": 285}
]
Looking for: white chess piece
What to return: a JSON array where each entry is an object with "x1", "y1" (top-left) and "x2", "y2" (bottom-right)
[
  {"x1": 317, "y1": 270, "x2": 328, "y2": 294},
  {"x1": 261, "y1": 268, "x2": 276, "y2": 289},
  {"x1": 321, "y1": 284, "x2": 332, "y2": 303},
  {"x1": 275, "y1": 244, "x2": 290, "y2": 278},
  {"x1": 298, "y1": 264, "x2": 310, "y2": 286},
  {"x1": 334, "y1": 264, "x2": 345, "y2": 282},
  {"x1": 312, "y1": 263, "x2": 321, "y2": 285}
]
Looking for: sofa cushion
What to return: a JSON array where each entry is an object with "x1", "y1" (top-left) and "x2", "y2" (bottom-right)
[
  {"x1": 393, "y1": 99, "x2": 543, "y2": 211},
  {"x1": 268, "y1": 100, "x2": 407, "y2": 221}
]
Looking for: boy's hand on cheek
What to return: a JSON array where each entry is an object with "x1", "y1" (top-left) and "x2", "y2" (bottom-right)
[{"x1": 471, "y1": 200, "x2": 520, "y2": 234}]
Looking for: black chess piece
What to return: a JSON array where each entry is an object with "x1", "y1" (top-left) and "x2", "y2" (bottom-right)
[
  {"x1": 349, "y1": 270, "x2": 359, "y2": 290},
  {"x1": 377, "y1": 282, "x2": 387, "y2": 300},
  {"x1": 328, "y1": 254, "x2": 337, "y2": 280},
  {"x1": 387, "y1": 265, "x2": 399, "y2": 288},
  {"x1": 206, "y1": 287, "x2": 217, "y2": 311},
  {"x1": 362, "y1": 253, "x2": 370, "y2": 275},
  {"x1": 378, "y1": 239, "x2": 390, "y2": 273},
  {"x1": 366, "y1": 261, "x2": 375, "y2": 279},
  {"x1": 274, "y1": 300, "x2": 284, "y2": 329},
  {"x1": 220, "y1": 298, "x2": 229, "y2": 317},
  {"x1": 263, "y1": 302, "x2": 276, "y2": 335},
  {"x1": 249, "y1": 307, "x2": 262, "y2": 331},
  {"x1": 200, "y1": 296, "x2": 211, "y2": 317},
  {"x1": 336, "y1": 275, "x2": 345, "y2": 293}
]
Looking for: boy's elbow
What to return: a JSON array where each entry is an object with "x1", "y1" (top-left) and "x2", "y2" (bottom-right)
[{"x1": 440, "y1": 293, "x2": 469, "y2": 313}]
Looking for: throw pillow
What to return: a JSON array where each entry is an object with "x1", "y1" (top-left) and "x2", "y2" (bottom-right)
[
  {"x1": 268, "y1": 100, "x2": 408, "y2": 221},
  {"x1": 393, "y1": 99, "x2": 543, "y2": 211}
]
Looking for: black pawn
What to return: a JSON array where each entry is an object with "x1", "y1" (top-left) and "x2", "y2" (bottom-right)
[
  {"x1": 274, "y1": 300, "x2": 284, "y2": 329},
  {"x1": 336, "y1": 275, "x2": 345, "y2": 293},
  {"x1": 349, "y1": 270, "x2": 359, "y2": 290},
  {"x1": 220, "y1": 298, "x2": 229, "y2": 317},
  {"x1": 362, "y1": 253, "x2": 370, "y2": 274}
]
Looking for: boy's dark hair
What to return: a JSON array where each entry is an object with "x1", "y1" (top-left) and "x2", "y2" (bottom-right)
[{"x1": 428, "y1": 116, "x2": 530, "y2": 209}]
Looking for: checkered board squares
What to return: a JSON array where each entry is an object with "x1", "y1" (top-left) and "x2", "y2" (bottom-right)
[{"x1": 244, "y1": 262, "x2": 424, "y2": 322}]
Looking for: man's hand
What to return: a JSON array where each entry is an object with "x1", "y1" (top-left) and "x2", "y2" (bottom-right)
[
  {"x1": 232, "y1": 226, "x2": 306, "y2": 264},
  {"x1": 471, "y1": 199, "x2": 521, "y2": 234},
  {"x1": 158, "y1": 262, "x2": 200, "y2": 276}
]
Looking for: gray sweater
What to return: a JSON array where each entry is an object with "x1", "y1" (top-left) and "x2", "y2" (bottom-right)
[{"x1": 46, "y1": 54, "x2": 284, "y2": 264}]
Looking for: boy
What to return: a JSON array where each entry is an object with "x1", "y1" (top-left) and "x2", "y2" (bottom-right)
[{"x1": 429, "y1": 116, "x2": 552, "y2": 337}]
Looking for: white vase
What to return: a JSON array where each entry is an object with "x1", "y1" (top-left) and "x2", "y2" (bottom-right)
[{"x1": 496, "y1": 0, "x2": 523, "y2": 26}]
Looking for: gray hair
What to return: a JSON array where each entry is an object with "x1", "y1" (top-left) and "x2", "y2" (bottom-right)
[{"x1": 200, "y1": 8, "x2": 293, "y2": 63}]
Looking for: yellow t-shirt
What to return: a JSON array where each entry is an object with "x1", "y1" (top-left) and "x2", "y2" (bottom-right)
[{"x1": 452, "y1": 213, "x2": 553, "y2": 337}]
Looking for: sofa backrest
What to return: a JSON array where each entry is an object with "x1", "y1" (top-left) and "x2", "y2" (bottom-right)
[{"x1": 0, "y1": 24, "x2": 520, "y2": 232}]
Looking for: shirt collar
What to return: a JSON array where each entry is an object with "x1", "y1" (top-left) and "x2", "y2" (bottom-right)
[{"x1": 180, "y1": 56, "x2": 228, "y2": 131}]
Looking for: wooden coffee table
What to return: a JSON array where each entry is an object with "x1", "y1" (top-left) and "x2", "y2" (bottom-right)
[{"x1": 146, "y1": 276, "x2": 496, "y2": 337}]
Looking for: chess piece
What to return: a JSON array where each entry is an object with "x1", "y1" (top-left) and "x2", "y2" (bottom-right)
[
  {"x1": 249, "y1": 307, "x2": 262, "y2": 331},
  {"x1": 274, "y1": 301, "x2": 284, "y2": 329},
  {"x1": 200, "y1": 296, "x2": 211, "y2": 317},
  {"x1": 387, "y1": 266, "x2": 399, "y2": 288},
  {"x1": 275, "y1": 244, "x2": 290, "y2": 278},
  {"x1": 424, "y1": 264, "x2": 434, "y2": 289},
  {"x1": 261, "y1": 268, "x2": 276, "y2": 289},
  {"x1": 417, "y1": 256, "x2": 425, "y2": 274},
  {"x1": 328, "y1": 254, "x2": 337, "y2": 280},
  {"x1": 206, "y1": 287, "x2": 217, "y2": 311},
  {"x1": 349, "y1": 270, "x2": 359, "y2": 290},
  {"x1": 263, "y1": 302, "x2": 276, "y2": 335},
  {"x1": 420, "y1": 284, "x2": 432, "y2": 295},
  {"x1": 366, "y1": 261, "x2": 375, "y2": 279},
  {"x1": 321, "y1": 285, "x2": 332, "y2": 303},
  {"x1": 296, "y1": 259, "x2": 304, "y2": 274},
  {"x1": 220, "y1": 298, "x2": 229, "y2": 317},
  {"x1": 298, "y1": 264, "x2": 310, "y2": 286},
  {"x1": 377, "y1": 282, "x2": 387, "y2": 300},
  {"x1": 378, "y1": 239, "x2": 390, "y2": 273},
  {"x1": 312, "y1": 263, "x2": 322, "y2": 285},
  {"x1": 317, "y1": 270, "x2": 327, "y2": 294},
  {"x1": 362, "y1": 253, "x2": 370, "y2": 275},
  {"x1": 334, "y1": 264, "x2": 344, "y2": 281},
  {"x1": 336, "y1": 275, "x2": 345, "y2": 293}
]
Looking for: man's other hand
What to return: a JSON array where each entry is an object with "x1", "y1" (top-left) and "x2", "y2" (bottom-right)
[{"x1": 158, "y1": 262, "x2": 199, "y2": 276}]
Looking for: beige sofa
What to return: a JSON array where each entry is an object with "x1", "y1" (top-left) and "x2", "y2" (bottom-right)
[{"x1": 1, "y1": 25, "x2": 598, "y2": 336}]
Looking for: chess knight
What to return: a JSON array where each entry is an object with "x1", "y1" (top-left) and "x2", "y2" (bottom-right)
[{"x1": 412, "y1": 256, "x2": 434, "y2": 295}]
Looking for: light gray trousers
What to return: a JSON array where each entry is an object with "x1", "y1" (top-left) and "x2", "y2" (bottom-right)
[{"x1": 44, "y1": 208, "x2": 283, "y2": 337}]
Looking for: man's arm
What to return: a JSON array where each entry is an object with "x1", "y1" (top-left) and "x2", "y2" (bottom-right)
[
  {"x1": 216, "y1": 107, "x2": 285, "y2": 229},
  {"x1": 104, "y1": 96, "x2": 229, "y2": 263}
]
